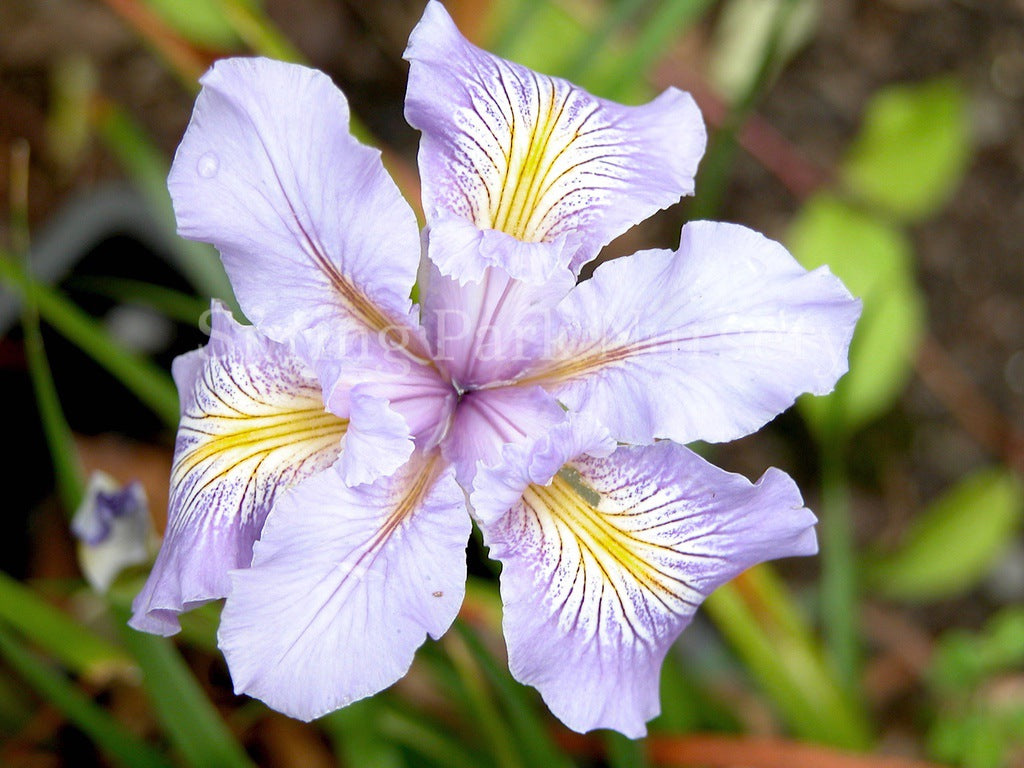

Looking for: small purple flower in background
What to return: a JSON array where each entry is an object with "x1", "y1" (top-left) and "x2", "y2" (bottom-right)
[
  {"x1": 130, "y1": 1, "x2": 860, "y2": 736},
  {"x1": 72, "y1": 472, "x2": 152, "y2": 593}
]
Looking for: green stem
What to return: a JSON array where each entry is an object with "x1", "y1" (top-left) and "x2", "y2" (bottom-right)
[
  {"x1": 445, "y1": 631, "x2": 523, "y2": 768},
  {"x1": 820, "y1": 411, "x2": 861, "y2": 696},
  {"x1": 22, "y1": 290, "x2": 86, "y2": 511},
  {"x1": 604, "y1": 730, "x2": 650, "y2": 768},
  {"x1": 603, "y1": 0, "x2": 715, "y2": 101},
  {"x1": 704, "y1": 573, "x2": 871, "y2": 749},
  {"x1": 215, "y1": 0, "x2": 304, "y2": 63},
  {"x1": 375, "y1": 703, "x2": 485, "y2": 768},
  {"x1": 0, "y1": 255, "x2": 180, "y2": 428},
  {"x1": 688, "y1": 0, "x2": 797, "y2": 220},
  {"x1": 453, "y1": 621, "x2": 572, "y2": 768},
  {"x1": 8, "y1": 141, "x2": 86, "y2": 511},
  {"x1": 562, "y1": 0, "x2": 652, "y2": 84},
  {"x1": 112, "y1": 605, "x2": 256, "y2": 768},
  {"x1": 320, "y1": 699, "x2": 405, "y2": 768}
]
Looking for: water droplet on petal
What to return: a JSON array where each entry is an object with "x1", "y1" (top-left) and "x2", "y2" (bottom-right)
[{"x1": 197, "y1": 152, "x2": 219, "y2": 179}]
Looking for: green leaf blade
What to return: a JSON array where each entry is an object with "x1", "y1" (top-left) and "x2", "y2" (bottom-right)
[
  {"x1": 864, "y1": 468, "x2": 1024, "y2": 601},
  {"x1": 840, "y1": 78, "x2": 970, "y2": 222},
  {"x1": 788, "y1": 194, "x2": 926, "y2": 433},
  {"x1": 0, "y1": 623, "x2": 172, "y2": 768},
  {"x1": 114, "y1": 607, "x2": 256, "y2": 768},
  {"x1": 0, "y1": 573, "x2": 135, "y2": 681}
]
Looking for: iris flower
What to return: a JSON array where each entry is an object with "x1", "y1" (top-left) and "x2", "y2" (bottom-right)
[
  {"x1": 131, "y1": 2, "x2": 859, "y2": 736},
  {"x1": 73, "y1": 472, "x2": 152, "y2": 593}
]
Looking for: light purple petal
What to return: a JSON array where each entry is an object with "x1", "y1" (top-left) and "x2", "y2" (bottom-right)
[
  {"x1": 404, "y1": 1, "x2": 707, "y2": 278},
  {"x1": 526, "y1": 221, "x2": 861, "y2": 446},
  {"x1": 218, "y1": 453, "x2": 470, "y2": 721},
  {"x1": 418, "y1": 247, "x2": 573, "y2": 388},
  {"x1": 130, "y1": 303, "x2": 345, "y2": 635},
  {"x1": 442, "y1": 384, "x2": 567, "y2": 485},
  {"x1": 424, "y1": 212, "x2": 574, "y2": 286},
  {"x1": 470, "y1": 414, "x2": 615, "y2": 523},
  {"x1": 337, "y1": 390, "x2": 414, "y2": 487},
  {"x1": 169, "y1": 57, "x2": 425, "y2": 367},
  {"x1": 323, "y1": 336, "x2": 458, "y2": 453},
  {"x1": 478, "y1": 438, "x2": 817, "y2": 736}
]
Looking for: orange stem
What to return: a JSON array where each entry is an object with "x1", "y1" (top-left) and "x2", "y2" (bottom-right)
[
  {"x1": 647, "y1": 734, "x2": 947, "y2": 768},
  {"x1": 559, "y1": 731, "x2": 947, "y2": 768}
]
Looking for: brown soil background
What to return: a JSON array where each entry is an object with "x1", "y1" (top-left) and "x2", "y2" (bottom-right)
[{"x1": 0, "y1": 0, "x2": 1022, "y2": 761}]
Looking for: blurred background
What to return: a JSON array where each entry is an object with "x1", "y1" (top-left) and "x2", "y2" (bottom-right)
[{"x1": 1, "y1": 0, "x2": 1022, "y2": 766}]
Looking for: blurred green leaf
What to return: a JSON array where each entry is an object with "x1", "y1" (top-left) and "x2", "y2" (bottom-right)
[
  {"x1": 864, "y1": 468, "x2": 1024, "y2": 601},
  {"x1": 789, "y1": 194, "x2": 915, "y2": 297},
  {"x1": 71, "y1": 276, "x2": 210, "y2": 326},
  {"x1": 11, "y1": 136, "x2": 85, "y2": 512},
  {"x1": 445, "y1": 629, "x2": 523, "y2": 768},
  {"x1": 703, "y1": 573, "x2": 872, "y2": 749},
  {"x1": 604, "y1": 731, "x2": 649, "y2": 768},
  {"x1": 800, "y1": 280, "x2": 926, "y2": 433},
  {"x1": 321, "y1": 699, "x2": 405, "y2": 768},
  {"x1": 709, "y1": 0, "x2": 818, "y2": 104},
  {"x1": 652, "y1": 656, "x2": 700, "y2": 733},
  {"x1": 373, "y1": 702, "x2": 488, "y2": 768},
  {"x1": 214, "y1": 0, "x2": 304, "y2": 62},
  {"x1": 0, "y1": 666, "x2": 34, "y2": 736},
  {"x1": 494, "y1": 0, "x2": 716, "y2": 104},
  {"x1": 601, "y1": 0, "x2": 714, "y2": 101},
  {"x1": 930, "y1": 712, "x2": 1007, "y2": 768},
  {"x1": 17, "y1": 255, "x2": 86, "y2": 512},
  {"x1": 0, "y1": 255, "x2": 180, "y2": 428},
  {"x1": 561, "y1": 0, "x2": 651, "y2": 85},
  {"x1": 114, "y1": 607, "x2": 256, "y2": 768},
  {"x1": 841, "y1": 78, "x2": 970, "y2": 222},
  {"x1": 487, "y1": 0, "x2": 589, "y2": 74},
  {"x1": 930, "y1": 609, "x2": 1024, "y2": 694},
  {"x1": 488, "y1": 0, "x2": 555, "y2": 58},
  {"x1": 0, "y1": 573, "x2": 135, "y2": 681},
  {"x1": 174, "y1": 602, "x2": 222, "y2": 651},
  {"x1": 789, "y1": 194, "x2": 925, "y2": 432},
  {"x1": 651, "y1": 651, "x2": 740, "y2": 734},
  {"x1": 94, "y1": 102, "x2": 237, "y2": 307},
  {"x1": 0, "y1": 623, "x2": 173, "y2": 768},
  {"x1": 842, "y1": 281, "x2": 924, "y2": 428},
  {"x1": 141, "y1": 0, "x2": 246, "y2": 49},
  {"x1": 452, "y1": 621, "x2": 572, "y2": 768},
  {"x1": 23, "y1": 333, "x2": 83, "y2": 506},
  {"x1": 46, "y1": 56, "x2": 97, "y2": 174}
]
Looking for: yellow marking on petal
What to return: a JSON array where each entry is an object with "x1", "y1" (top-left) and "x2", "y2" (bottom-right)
[
  {"x1": 175, "y1": 407, "x2": 347, "y2": 483},
  {"x1": 522, "y1": 469, "x2": 683, "y2": 603},
  {"x1": 484, "y1": 78, "x2": 578, "y2": 242},
  {"x1": 172, "y1": 384, "x2": 348, "y2": 521}
]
